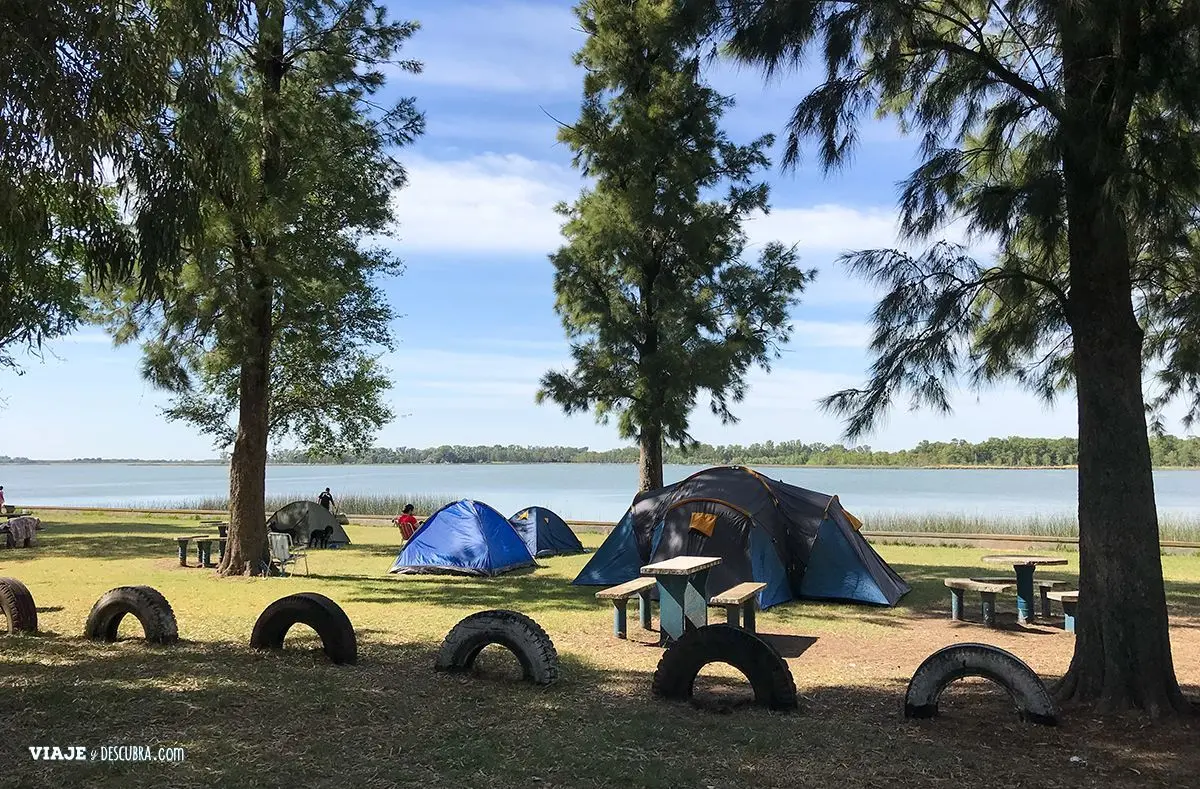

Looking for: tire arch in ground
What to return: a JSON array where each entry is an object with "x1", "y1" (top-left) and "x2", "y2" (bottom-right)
[
  {"x1": 84, "y1": 586, "x2": 178, "y2": 645},
  {"x1": 435, "y1": 609, "x2": 559, "y2": 685},
  {"x1": 0, "y1": 577, "x2": 38, "y2": 634},
  {"x1": 250, "y1": 593, "x2": 357, "y2": 665},
  {"x1": 904, "y1": 642, "x2": 1058, "y2": 725},
  {"x1": 651, "y1": 624, "x2": 798, "y2": 712}
]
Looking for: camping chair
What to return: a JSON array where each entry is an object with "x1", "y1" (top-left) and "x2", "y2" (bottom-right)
[{"x1": 268, "y1": 532, "x2": 308, "y2": 577}]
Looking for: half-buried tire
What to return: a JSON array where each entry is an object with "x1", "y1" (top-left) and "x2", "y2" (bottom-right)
[
  {"x1": 0, "y1": 577, "x2": 38, "y2": 634},
  {"x1": 435, "y1": 610, "x2": 559, "y2": 685},
  {"x1": 904, "y1": 642, "x2": 1058, "y2": 725},
  {"x1": 652, "y1": 624, "x2": 797, "y2": 712},
  {"x1": 84, "y1": 586, "x2": 178, "y2": 645},
  {"x1": 250, "y1": 593, "x2": 357, "y2": 665}
]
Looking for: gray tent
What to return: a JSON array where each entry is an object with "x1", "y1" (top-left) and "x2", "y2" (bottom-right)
[
  {"x1": 573, "y1": 466, "x2": 910, "y2": 608},
  {"x1": 267, "y1": 501, "x2": 351, "y2": 547}
]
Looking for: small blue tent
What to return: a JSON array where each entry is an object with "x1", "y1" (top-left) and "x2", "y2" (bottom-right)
[
  {"x1": 388, "y1": 499, "x2": 535, "y2": 576},
  {"x1": 573, "y1": 466, "x2": 910, "y2": 609},
  {"x1": 508, "y1": 506, "x2": 585, "y2": 557}
]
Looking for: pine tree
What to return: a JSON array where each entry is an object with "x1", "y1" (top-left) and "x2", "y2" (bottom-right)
[
  {"x1": 100, "y1": 0, "x2": 423, "y2": 574},
  {"x1": 539, "y1": 0, "x2": 811, "y2": 491},
  {"x1": 0, "y1": 1, "x2": 232, "y2": 372},
  {"x1": 704, "y1": 0, "x2": 1200, "y2": 715}
]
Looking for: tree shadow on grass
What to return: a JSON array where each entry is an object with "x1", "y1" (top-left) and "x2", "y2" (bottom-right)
[
  {"x1": 339, "y1": 572, "x2": 602, "y2": 613},
  {"x1": 1, "y1": 521, "x2": 223, "y2": 564},
  {"x1": 0, "y1": 635, "x2": 1196, "y2": 789}
]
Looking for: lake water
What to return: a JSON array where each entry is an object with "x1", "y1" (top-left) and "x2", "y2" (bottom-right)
[{"x1": 4, "y1": 463, "x2": 1200, "y2": 522}]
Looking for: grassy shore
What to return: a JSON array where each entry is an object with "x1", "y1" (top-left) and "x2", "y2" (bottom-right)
[
  {"x1": 160, "y1": 493, "x2": 462, "y2": 518},
  {"x1": 0, "y1": 511, "x2": 1197, "y2": 788},
  {"x1": 132, "y1": 495, "x2": 1200, "y2": 543}
]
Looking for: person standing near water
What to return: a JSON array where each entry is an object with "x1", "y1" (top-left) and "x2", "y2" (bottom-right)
[{"x1": 317, "y1": 487, "x2": 335, "y2": 511}]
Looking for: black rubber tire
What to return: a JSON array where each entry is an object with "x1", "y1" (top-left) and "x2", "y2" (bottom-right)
[
  {"x1": 0, "y1": 577, "x2": 38, "y2": 634},
  {"x1": 652, "y1": 624, "x2": 798, "y2": 712},
  {"x1": 435, "y1": 609, "x2": 559, "y2": 685},
  {"x1": 904, "y1": 642, "x2": 1058, "y2": 725},
  {"x1": 84, "y1": 586, "x2": 178, "y2": 645},
  {"x1": 250, "y1": 593, "x2": 357, "y2": 665}
]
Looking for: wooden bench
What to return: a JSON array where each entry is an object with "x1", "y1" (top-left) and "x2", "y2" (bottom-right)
[
  {"x1": 945, "y1": 578, "x2": 1014, "y2": 627},
  {"x1": 975, "y1": 576, "x2": 1068, "y2": 618},
  {"x1": 708, "y1": 582, "x2": 767, "y2": 633},
  {"x1": 1047, "y1": 591, "x2": 1079, "y2": 633},
  {"x1": 596, "y1": 577, "x2": 658, "y2": 639}
]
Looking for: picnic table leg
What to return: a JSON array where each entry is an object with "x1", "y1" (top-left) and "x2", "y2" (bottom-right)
[
  {"x1": 949, "y1": 588, "x2": 965, "y2": 621},
  {"x1": 656, "y1": 570, "x2": 711, "y2": 643},
  {"x1": 637, "y1": 591, "x2": 652, "y2": 631},
  {"x1": 684, "y1": 569, "x2": 711, "y2": 634},
  {"x1": 177, "y1": 539, "x2": 189, "y2": 567},
  {"x1": 611, "y1": 600, "x2": 628, "y2": 639},
  {"x1": 198, "y1": 540, "x2": 215, "y2": 568},
  {"x1": 1040, "y1": 586, "x2": 1052, "y2": 618},
  {"x1": 1014, "y1": 565, "x2": 1036, "y2": 624},
  {"x1": 981, "y1": 592, "x2": 998, "y2": 627}
]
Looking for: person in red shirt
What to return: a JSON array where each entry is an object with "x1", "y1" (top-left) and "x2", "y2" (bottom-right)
[{"x1": 393, "y1": 504, "x2": 419, "y2": 541}]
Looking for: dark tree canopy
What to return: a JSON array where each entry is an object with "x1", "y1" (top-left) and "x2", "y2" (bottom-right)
[
  {"x1": 0, "y1": 1, "x2": 235, "y2": 373},
  {"x1": 540, "y1": 0, "x2": 811, "y2": 490}
]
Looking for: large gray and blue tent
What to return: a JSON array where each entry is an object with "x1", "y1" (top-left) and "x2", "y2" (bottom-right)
[
  {"x1": 573, "y1": 466, "x2": 909, "y2": 609},
  {"x1": 508, "y1": 506, "x2": 584, "y2": 557}
]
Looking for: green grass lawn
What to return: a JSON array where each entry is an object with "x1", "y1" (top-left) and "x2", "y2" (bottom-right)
[{"x1": 1, "y1": 513, "x2": 1198, "y2": 788}]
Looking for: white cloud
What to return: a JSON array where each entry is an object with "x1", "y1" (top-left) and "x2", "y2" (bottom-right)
[
  {"x1": 747, "y1": 203, "x2": 994, "y2": 256},
  {"x1": 388, "y1": 2, "x2": 585, "y2": 95},
  {"x1": 390, "y1": 154, "x2": 577, "y2": 254},
  {"x1": 390, "y1": 154, "x2": 997, "y2": 263}
]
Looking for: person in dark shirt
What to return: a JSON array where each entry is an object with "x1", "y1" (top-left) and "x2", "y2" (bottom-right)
[
  {"x1": 317, "y1": 488, "x2": 335, "y2": 511},
  {"x1": 393, "y1": 503, "x2": 419, "y2": 541}
]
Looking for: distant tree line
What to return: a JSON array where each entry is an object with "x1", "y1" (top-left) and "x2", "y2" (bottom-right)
[{"x1": 262, "y1": 434, "x2": 1200, "y2": 468}]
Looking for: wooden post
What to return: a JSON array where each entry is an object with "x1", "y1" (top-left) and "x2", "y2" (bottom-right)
[
  {"x1": 743, "y1": 603, "x2": 756, "y2": 634},
  {"x1": 981, "y1": 592, "x2": 997, "y2": 627},
  {"x1": 950, "y1": 588, "x2": 965, "y2": 620}
]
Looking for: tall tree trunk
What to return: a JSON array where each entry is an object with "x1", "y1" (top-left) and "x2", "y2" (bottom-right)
[
  {"x1": 1054, "y1": 15, "x2": 1189, "y2": 708},
  {"x1": 1056, "y1": 206, "x2": 1189, "y2": 715},
  {"x1": 638, "y1": 423, "x2": 663, "y2": 492},
  {"x1": 218, "y1": 0, "x2": 285, "y2": 576},
  {"x1": 220, "y1": 282, "x2": 273, "y2": 575}
]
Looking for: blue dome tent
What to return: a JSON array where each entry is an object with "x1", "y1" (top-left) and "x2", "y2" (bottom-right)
[
  {"x1": 573, "y1": 466, "x2": 910, "y2": 609},
  {"x1": 388, "y1": 500, "x2": 535, "y2": 576},
  {"x1": 508, "y1": 506, "x2": 584, "y2": 557}
]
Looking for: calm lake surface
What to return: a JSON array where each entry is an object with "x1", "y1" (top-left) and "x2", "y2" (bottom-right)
[{"x1": 4, "y1": 463, "x2": 1200, "y2": 522}]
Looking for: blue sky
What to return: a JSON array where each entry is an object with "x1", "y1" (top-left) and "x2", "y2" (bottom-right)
[{"x1": 2, "y1": 0, "x2": 1187, "y2": 460}]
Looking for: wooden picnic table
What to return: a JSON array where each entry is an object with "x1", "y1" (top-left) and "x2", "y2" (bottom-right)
[
  {"x1": 641, "y1": 556, "x2": 722, "y2": 642},
  {"x1": 981, "y1": 554, "x2": 1069, "y2": 624}
]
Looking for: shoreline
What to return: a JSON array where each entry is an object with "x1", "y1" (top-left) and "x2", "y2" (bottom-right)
[{"x1": 6, "y1": 460, "x2": 1200, "y2": 470}]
